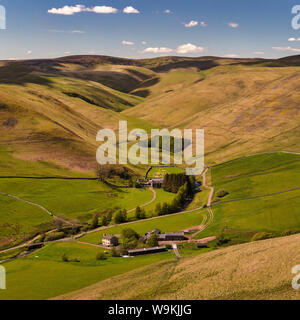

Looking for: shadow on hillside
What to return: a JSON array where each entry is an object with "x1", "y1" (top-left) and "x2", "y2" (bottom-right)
[
  {"x1": 151, "y1": 60, "x2": 219, "y2": 72},
  {"x1": 0, "y1": 63, "x2": 55, "y2": 86}
]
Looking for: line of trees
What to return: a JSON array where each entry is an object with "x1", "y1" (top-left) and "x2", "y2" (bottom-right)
[
  {"x1": 155, "y1": 179, "x2": 194, "y2": 216},
  {"x1": 162, "y1": 173, "x2": 195, "y2": 194}
]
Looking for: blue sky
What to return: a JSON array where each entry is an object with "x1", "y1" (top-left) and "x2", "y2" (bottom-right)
[{"x1": 0, "y1": 0, "x2": 300, "y2": 60}]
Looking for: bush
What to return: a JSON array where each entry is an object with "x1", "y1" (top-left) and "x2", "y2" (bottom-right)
[
  {"x1": 45, "y1": 231, "x2": 65, "y2": 242},
  {"x1": 91, "y1": 214, "x2": 99, "y2": 229},
  {"x1": 62, "y1": 253, "x2": 69, "y2": 262},
  {"x1": 120, "y1": 248, "x2": 128, "y2": 256},
  {"x1": 251, "y1": 232, "x2": 275, "y2": 242},
  {"x1": 96, "y1": 252, "x2": 107, "y2": 260},
  {"x1": 281, "y1": 229, "x2": 300, "y2": 237},
  {"x1": 113, "y1": 209, "x2": 127, "y2": 224},
  {"x1": 111, "y1": 247, "x2": 120, "y2": 257},
  {"x1": 121, "y1": 228, "x2": 140, "y2": 249},
  {"x1": 216, "y1": 190, "x2": 229, "y2": 198},
  {"x1": 135, "y1": 206, "x2": 146, "y2": 220},
  {"x1": 80, "y1": 225, "x2": 92, "y2": 232},
  {"x1": 216, "y1": 233, "x2": 231, "y2": 246},
  {"x1": 146, "y1": 234, "x2": 159, "y2": 247}
]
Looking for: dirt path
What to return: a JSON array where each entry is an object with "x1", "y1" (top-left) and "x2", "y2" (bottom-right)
[
  {"x1": 0, "y1": 192, "x2": 54, "y2": 217},
  {"x1": 188, "y1": 167, "x2": 215, "y2": 240},
  {"x1": 172, "y1": 244, "x2": 181, "y2": 259},
  {"x1": 127, "y1": 187, "x2": 157, "y2": 213}
]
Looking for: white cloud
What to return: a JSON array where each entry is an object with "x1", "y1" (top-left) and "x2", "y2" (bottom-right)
[
  {"x1": 176, "y1": 43, "x2": 205, "y2": 54},
  {"x1": 26, "y1": 50, "x2": 32, "y2": 55},
  {"x1": 142, "y1": 41, "x2": 147, "y2": 45},
  {"x1": 184, "y1": 20, "x2": 198, "y2": 28},
  {"x1": 143, "y1": 47, "x2": 173, "y2": 53},
  {"x1": 48, "y1": 5, "x2": 118, "y2": 15},
  {"x1": 49, "y1": 29, "x2": 85, "y2": 34},
  {"x1": 224, "y1": 54, "x2": 239, "y2": 58},
  {"x1": 64, "y1": 52, "x2": 72, "y2": 55},
  {"x1": 123, "y1": 6, "x2": 140, "y2": 14},
  {"x1": 122, "y1": 40, "x2": 134, "y2": 46},
  {"x1": 272, "y1": 46, "x2": 300, "y2": 53},
  {"x1": 70, "y1": 30, "x2": 85, "y2": 34},
  {"x1": 87, "y1": 6, "x2": 118, "y2": 14},
  {"x1": 253, "y1": 51, "x2": 264, "y2": 55},
  {"x1": 288, "y1": 37, "x2": 300, "y2": 42},
  {"x1": 228, "y1": 22, "x2": 239, "y2": 28},
  {"x1": 200, "y1": 21, "x2": 207, "y2": 27},
  {"x1": 48, "y1": 5, "x2": 85, "y2": 15},
  {"x1": 164, "y1": 10, "x2": 171, "y2": 14}
]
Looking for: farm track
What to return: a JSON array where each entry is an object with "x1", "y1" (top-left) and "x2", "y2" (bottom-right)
[
  {"x1": 127, "y1": 187, "x2": 156, "y2": 213},
  {"x1": 0, "y1": 192, "x2": 73, "y2": 228}
]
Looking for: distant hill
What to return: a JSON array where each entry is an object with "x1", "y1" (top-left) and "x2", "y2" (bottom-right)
[{"x1": 0, "y1": 54, "x2": 299, "y2": 172}]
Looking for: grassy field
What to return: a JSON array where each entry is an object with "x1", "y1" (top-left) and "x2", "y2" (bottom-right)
[
  {"x1": 0, "y1": 175, "x2": 177, "y2": 246},
  {"x1": 0, "y1": 241, "x2": 174, "y2": 300},
  {"x1": 80, "y1": 208, "x2": 205, "y2": 245},
  {"x1": 0, "y1": 179, "x2": 154, "y2": 221},
  {"x1": 0, "y1": 195, "x2": 52, "y2": 248},
  {"x1": 56, "y1": 233, "x2": 300, "y2": 300},
  {"x1": 197, "y1": 153, "x2": 300, "y2": 242},
  {"x1": 146, "y1": 166, "x2": 184, "y2": 179}
]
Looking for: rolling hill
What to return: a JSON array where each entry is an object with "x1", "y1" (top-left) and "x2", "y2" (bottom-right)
[
  {"x1": 53, "y1": 233, "x2": 300, "y2": 300},
  {"x1": 1, "y1": 54, "x2": 300, "y2": 172}
]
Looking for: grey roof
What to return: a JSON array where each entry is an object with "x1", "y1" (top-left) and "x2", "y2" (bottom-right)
[
  {"x1": 165, "y1": 232, "x2": 185, "y2": 236},
  {"x1": 150, "y1": 179, "x2": 163, "y2": 183},
  {"x1": 128, "y1": 246, "x2": 166, "y2": 254}
]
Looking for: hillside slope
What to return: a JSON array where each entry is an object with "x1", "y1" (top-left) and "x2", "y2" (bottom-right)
[
  {"x1": 124, "y1": 64, "x2": 300, "y2": 164},
  {"x1": 1, "y1": 54, "x2": 300, "y2": 172},
  {"x1": 54, "y1": 233, "x2": 300, "y2": 300},
  {"x1": 0, "y1": 65, "x2": 148, "y2": 172}
]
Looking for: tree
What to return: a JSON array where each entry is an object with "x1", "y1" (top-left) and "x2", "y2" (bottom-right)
[
  {"x1": 99, "y1": 214, "x2": 109, "y2": 227},
  {"x1": 146, "y1": 234, "x2": 159, "y2": 247},
  {"x1": 62, "y1": 253, "x2": 69, "y2": 262},
  {"x1": 161, "y1": 202, "x2": 169, "y2": 215},
  {"x1": 121, "y1": 228, "x2": 140, "y2": 249},
  {"x1": 155, "y1": 203, "x2": 162, "y2": 216},
  {"x1": 135, "y1": 206, "x2": 146, "y2": 220},
  {"x1": 91, "y1": 214, "x2": 99, "y2": 229},
  {"x1": 96, "y1": 252, "x2": 107, "y2": 260},
  {"x1": 111, "y1": 247, "x2": 120, "y2": 257},
  {"x1": 113, "y1": 210, "x2": 127, "y2": 224}
]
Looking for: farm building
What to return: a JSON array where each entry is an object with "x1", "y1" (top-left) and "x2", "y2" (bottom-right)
[
  {"x1": 144, "y1": 228, "x2": 161, "y2": 240},
  {"x1": 148, "y1": 178, "x2": 163, "y2": 188},
  {"x1": 127, "y1": 246, "x2": 167, "y2": 257},
  {"x1": 158, "y1": 232, "x2": 186, "y2": 241},
  {"x1": 102, "y1": 234, "x2": 119, "y2": 247}
]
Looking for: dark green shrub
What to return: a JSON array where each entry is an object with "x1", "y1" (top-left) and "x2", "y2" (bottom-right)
[
  {"x1": 281, "y1": 229, "x2": 300, "y2": 237},
  {"x1": 111, "y1": 247, "x2": 120, "y2": 257},
  {"x1": 62, "y1": 253, "x2": 69, "y2": 262},
  {"x1": 45, "y1": 231, "x2": 65, "y2": 242},
  {"x1": 96, "y1": 252, "x2": 107, "y2": 260},
  {"x1": 216, "y1": 190, "x2": 229, "y2": 198}
]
